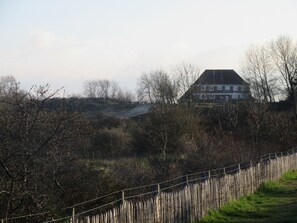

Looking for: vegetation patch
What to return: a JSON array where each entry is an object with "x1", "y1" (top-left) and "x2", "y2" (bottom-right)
[{"x1": 199, "y1": 170, "x2": 297, "y2": 223}]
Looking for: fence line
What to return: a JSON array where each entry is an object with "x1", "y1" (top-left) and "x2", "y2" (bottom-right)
[
  {"x1": 2, "y1": 148, "x2": 297, "y2": 223},
  {"x1": 71, "y1": 148, "x2": 297, "y2": 223}
]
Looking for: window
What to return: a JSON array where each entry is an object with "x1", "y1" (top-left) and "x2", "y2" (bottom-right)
[
  {"x1": 233, "y1": 86, "x2": 237, "y2": 91},
  {"x1": 225, "y1": 85, "x2": 230, "y2": 90},
  {"x1": 209, "y1": 86, "x2": 214, "y2": 91},
  {"x1": 238, "y1": 86, "x2": 242, "y2": 92},
  {"x1": 201, "y1": 86, "x2": 206, "y2": 91},
  {"x1": 206, "y1": 94, "x2": 215, "y2": 99},
  {"x1": 216, "y1": 85, "x2": 222, "y2": 90}
]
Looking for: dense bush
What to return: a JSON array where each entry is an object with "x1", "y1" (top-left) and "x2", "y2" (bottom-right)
[{"x1": 92, "y1": 127, "x2": 132, "y2": 158}]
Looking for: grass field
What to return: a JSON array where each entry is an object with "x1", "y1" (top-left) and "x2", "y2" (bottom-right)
[{"x1": 199, "y1": 170, "x2": 297, "y2": 223}]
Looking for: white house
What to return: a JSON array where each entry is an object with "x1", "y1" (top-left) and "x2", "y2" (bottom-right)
[{"x1": 181, "y1": 69, "x2": 250, "y2": 102}]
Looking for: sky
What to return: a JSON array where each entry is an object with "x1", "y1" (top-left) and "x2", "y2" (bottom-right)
[{"x1": 1, "y1": 0, "x2": 297, "y2": 96}]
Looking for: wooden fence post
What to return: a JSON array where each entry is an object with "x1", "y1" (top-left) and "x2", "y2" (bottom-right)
[
  {"x1": 157, "y1": 184, "x2": 161, "y2": 222},
  {"x1": 250, "y1": 160, "x2": 253, "y2": 193},
  {"x1": 186, "y1": 175, "x2": 189, "y2": 186},
  {"x1": 122, "y1": 191, "x2": 125, "y2": 202},
  {"x1": 72, "y1": 207, "x2": 76, "y2": 223},
  {"x1": 268, "y1": 154, "x2": 272, "y2": 180},
  {"x1": 237, "y1": 163, "x2": 241, "y2": 198},
  {"x1": 121, "y1": 191, "x2": 125, "y2": 222}
]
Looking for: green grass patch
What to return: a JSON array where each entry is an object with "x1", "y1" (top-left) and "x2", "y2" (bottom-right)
[{"x1": 199, "y1": 170, "x2": 297, "y2": 223}]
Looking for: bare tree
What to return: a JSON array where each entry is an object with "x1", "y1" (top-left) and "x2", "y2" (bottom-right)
[
  {"x1": 117, "y1": 88, "x2": 134, "y2": 103},
  {"x1": 83, "y1": 80, "x2": 98, "y2": 97},
  {"x1": 83, "y1": 79, "x2": 135, "y2": 102},
  {"x1": 270, "y1": 36, "x2": 297, "y2": 117},
  {"x1": 83, "y1": 79, "x2": 115, "y2": 99},
  {"x1": 150, "y1": 70, "x2": 178, "y2": 104},
  {"x1": 0, "y1": 83, "x2": 92, "y2": 220},
  {"x1": 137, "y1": 73, "x2": 153, "y2": 102},
  {"x1": 242, "y1": 44, "x2": 278, "y2": 102},
  {"x1": 137, "y1": 70, "x2": 178, "y2": 104},
  {"x1": 110, "y1": 81, "x2": 120, "y2": 99},
  {"x1": 172, "y1": 63, "x2": 200, "y2": 98},
  {"x1": 97, "y1": 79, "x2": 111, "y2": 99},
  {"x1": 0, "y1": 75, "x2": 21, "y2": 98}
]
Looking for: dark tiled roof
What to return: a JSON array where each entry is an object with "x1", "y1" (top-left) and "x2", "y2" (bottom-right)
[{"x1": 194, "y1": 70, "x2": 248, "y2": 85}]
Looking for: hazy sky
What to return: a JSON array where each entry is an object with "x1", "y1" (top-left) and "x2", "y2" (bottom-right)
[{"x1": 1, "y1": 0, "x2": 297, "y2": 95}]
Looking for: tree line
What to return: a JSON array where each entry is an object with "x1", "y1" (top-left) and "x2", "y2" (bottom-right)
[
  {"x1": 82, "y1": 63, "x2": 200, "y2": 105},
  {"x1": 243, "y1": 35, "x2": 297, "y2": 118},
  {"x1": 82, "y1": 36, "x2": 297, "y2": 116}
]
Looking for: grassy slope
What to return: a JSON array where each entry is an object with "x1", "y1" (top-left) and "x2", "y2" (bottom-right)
[{"x1": 199, "y1": 170, "x2": 297, "y2": 223}]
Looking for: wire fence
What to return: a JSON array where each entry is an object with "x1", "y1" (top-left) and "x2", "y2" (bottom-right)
[{"x1": 1, "y1": 148, "x2": 297, "y2": 223}]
